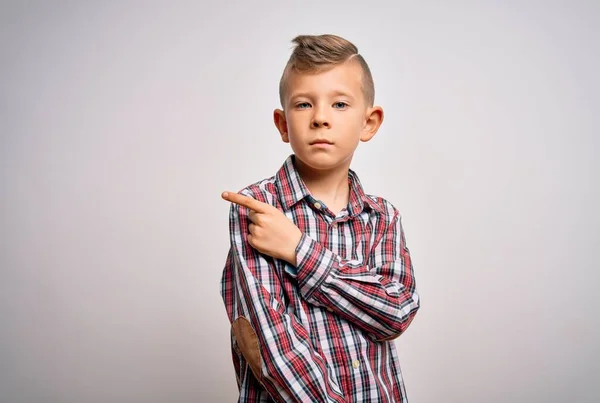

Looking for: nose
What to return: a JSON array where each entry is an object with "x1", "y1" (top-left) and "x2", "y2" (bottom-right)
[
  {"x1": 311, "y1": 105, "x2": 330, "y2": 128},
  {"x1": 312, "y1": 120, "x2": 330, "y2": 128}
]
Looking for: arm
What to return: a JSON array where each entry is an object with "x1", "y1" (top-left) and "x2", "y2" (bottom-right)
[
  {"x1": 290, "y1": 208, "x2": 420, "y2": 341},
  {"x1": 225, "y1": 201, "x2": 346, "y2": 403}
]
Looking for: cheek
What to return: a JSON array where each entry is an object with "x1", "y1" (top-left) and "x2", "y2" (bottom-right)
[
  {"x1": 284, "y1": 116, "x2": 300, "y2": 132},
  {"x1": 340, "y1": 114, "x2": 365, "y2": 133},
  {"x1": 341, "y1": 111, "x2": 363, "y2": 125}
]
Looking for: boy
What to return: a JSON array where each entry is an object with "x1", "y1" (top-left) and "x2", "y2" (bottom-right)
[{"x1": 220, "y1": 34, "x2": 420, "y2": 402}]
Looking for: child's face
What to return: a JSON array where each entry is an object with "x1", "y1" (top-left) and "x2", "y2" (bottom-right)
[{"x1": 274, "y1": 61, "x2": 383, "y2": 172}]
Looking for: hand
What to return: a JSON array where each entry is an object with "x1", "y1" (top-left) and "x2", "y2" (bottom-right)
[{"x1": 222, "y1": 191, "x2": 302, "y2": 265}]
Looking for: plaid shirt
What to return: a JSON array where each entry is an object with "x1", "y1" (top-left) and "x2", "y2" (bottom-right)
[{"x1": 220, "y1": 155, "x2": 420, "y2": 402}]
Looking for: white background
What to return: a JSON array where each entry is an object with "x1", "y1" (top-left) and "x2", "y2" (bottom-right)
[{"x1": 1, "y1": 1, "x2": 598, "y2": 402}]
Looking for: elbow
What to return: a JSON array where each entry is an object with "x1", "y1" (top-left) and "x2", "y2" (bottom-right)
[{"x1": 373, "y1": 297, "x2": 420, "y2": 342}]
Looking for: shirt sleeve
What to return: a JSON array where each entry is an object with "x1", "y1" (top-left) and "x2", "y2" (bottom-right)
[
  {"x1": 224, "y1": 199, "x2": 347, "y2": 403},
  {"x1": 291, "y1": 207, "x2": 420, "y2": 341}
]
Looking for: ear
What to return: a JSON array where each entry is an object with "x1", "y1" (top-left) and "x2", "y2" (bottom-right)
[
  {"x1": 360, "y1": 106, "x2": 384, "y2": 142},
  {"x1": 273, "y1": 109, "x2": 289, "y2": 143}
]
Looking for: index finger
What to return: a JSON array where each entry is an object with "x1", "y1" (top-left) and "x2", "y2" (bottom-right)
[{"x1": 221, "y1": 191, "x2": 268, "y2": 213}]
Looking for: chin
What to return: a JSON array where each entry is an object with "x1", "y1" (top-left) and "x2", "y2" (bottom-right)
[{"x1": 294, "y1": 151, "x2": 351, "y2": 171}]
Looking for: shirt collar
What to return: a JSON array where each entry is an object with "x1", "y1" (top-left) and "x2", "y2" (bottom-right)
[
  {"x1": 275, "y1": 154, "x2": 385, "y2": 215},
  {"x1": 275, "y1": 155, "x2": 311, "y2": 210}
]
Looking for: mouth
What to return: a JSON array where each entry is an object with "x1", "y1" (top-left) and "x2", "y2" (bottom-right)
[{"x1": 310, "y1": 139, "x2": 334, "y2": 145}]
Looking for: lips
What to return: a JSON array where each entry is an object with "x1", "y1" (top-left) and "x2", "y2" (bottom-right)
[{"x1": 310, "y1": 139, "x2": 333, "y2": 145}]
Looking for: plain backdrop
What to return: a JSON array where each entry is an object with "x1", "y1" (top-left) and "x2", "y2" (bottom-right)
[{"x1": 1, "y1": 1, "x2": 598, "y2": 402}]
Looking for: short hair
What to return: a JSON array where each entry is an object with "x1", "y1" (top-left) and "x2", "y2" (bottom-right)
[{"x1": 278, "y1": 34, "x2": 375, "y2": 108}]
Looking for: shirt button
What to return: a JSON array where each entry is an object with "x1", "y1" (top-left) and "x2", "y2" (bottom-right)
[
  {"x1": 352, "y1": 359, "x2": 360, "y2": 369},
  {"x1": 314, "y1": 202, "x2": 322, "y2": 209},
  {"x1": 331, "y1": 222, "x2": 337, "y2": 228},
  {"x1": 327, "y1": 307, "x2": 333, "y2": 312}
]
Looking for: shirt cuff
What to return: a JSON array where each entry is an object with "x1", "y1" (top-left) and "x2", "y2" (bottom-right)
[{"x1": 294, "y1": 233, "x2": 335, "y2": 300}]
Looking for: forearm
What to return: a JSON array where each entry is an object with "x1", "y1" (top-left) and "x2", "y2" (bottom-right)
[
  {"x1": 226, "y1": 199, "x2": 347, "y2": 402},
  {"x1": 293, "y1": 233, "x2": 420, "y2": 341},
  {"x1": 231, "y1": 257, "x2": 346, "y2": 402}
]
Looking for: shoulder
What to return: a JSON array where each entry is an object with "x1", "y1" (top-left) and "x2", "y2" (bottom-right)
[
  {"x1": 364, "y1": 193, "x2": 402, "y2": 224},
  {"x1": 236, "y1": 175, "x2": 279, "y2": 206},
  {"x1": 227, "y1": 176, "x2": 279, "y2": 224}
]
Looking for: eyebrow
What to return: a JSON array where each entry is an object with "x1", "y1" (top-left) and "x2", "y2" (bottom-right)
[
  {"x1": 329, "y1": 90, "x2": 355, "y2": 99},
  {"x1": 289, "y1": 90, "x2": 356, "y2": 100}
]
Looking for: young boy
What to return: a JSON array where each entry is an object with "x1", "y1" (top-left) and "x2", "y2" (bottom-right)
[{"x1": 220, "y1": 34, "x2": 420, "y2": 402}]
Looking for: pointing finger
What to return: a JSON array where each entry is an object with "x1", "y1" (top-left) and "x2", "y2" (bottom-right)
[{"x1": 221, "y1": 191, "x2": 268, "y2": 213}]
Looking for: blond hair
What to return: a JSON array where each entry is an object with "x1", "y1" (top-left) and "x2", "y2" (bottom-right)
[{"x1": 278, "y1": 34, "x2": 375, "y2": 107}]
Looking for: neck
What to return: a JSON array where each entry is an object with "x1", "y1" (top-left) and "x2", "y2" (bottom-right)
[{"x1": 294, "y1": 156, "x2": 351, "y2": 211}]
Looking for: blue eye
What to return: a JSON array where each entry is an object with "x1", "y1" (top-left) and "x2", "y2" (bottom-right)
[
  {"x1": 333, "y1": 102, "x2": 348, "y2": 109},
  {"x1": 296, "y1": 102, "x2": 311, "y2": 109}
]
